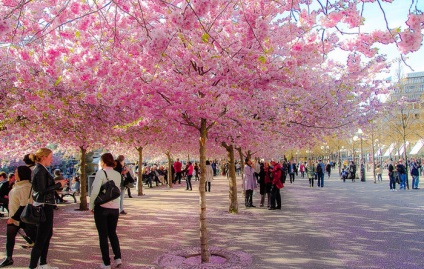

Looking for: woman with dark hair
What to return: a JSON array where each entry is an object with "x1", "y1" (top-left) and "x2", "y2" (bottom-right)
[
  {"x1": 29, "y1": 148, "x2": 67, "y2": 269},
  {"x1": 205, "y1": 161, "x2": 214, "y2": 192},
  {"x1": 23, "y1": 154, "x2": 36, "y2": 170},
  {"x1": 0, "y1": 166, "x2": 36, "y2": 267},
  {"x1": 89, "y1": 153, "x2": 122, "y2": 269},
  {"x1": 185, "y1": 162, "x2": 193, "y2": 191},
  {"x1": 114, "y1": 155, "x2": 128, "y2": 214}
]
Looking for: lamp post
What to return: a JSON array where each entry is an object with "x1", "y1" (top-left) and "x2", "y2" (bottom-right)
[{"x1": 357, "y1": 128, "x2": 365, "y2": 182}]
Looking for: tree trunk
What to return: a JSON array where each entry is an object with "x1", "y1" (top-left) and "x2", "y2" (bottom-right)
[
  {"x1": 236, "y1": 147, "x2": 245, "y2": 197},
  {"x1": 136, "y1": 147, "x2": 144, "y2": 196},
  {"x1": 403, "y1": 129, "x2": 409, "y2": 189},
  {"x1": 246, "y1": 150, "x2": 252, "y2": 160},
  {"x1": 222, "y1": 142, "x2": 238, "y2": 213},
  {"x1": 79, "y1": 146, "x2": 88, "y2": 210},
  {"x1": 371, "y1": 128, "x2": 376, "y2": 183},
  {"x1": 199, "y1": 118, "x2": 209, "y2": 263},
  {"x1": 166, "y1": 152, "x2": 173, "y2": 188}
]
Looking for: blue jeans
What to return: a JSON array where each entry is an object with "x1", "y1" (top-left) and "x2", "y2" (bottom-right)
[
  {"x1": 389, "y1": 174, "x2": 396, "y2": 189},
  {"x1": 412, "y1": 175, "x2": 419, "y2": 189},
  {"x1": 317, "y1": 173, "x2": 324, "y2": 187},
  {"x1": 399, "y1": 173, "x2": 406, "y2": 189}
]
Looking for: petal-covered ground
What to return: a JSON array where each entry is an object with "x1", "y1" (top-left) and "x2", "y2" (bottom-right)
[{"x1": 0, "y1": 172, "x2": 423, "y2": 268}]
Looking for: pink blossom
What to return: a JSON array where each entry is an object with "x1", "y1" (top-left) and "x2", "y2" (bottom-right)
[
  {"x1": 70, "y1": 2, "x2": 80, "y2": 14},
  {"x1": 398, "y1": 30, "x2": 422, "y2": 54},
  {"x1": 406, "y1": 13, "x2": 424, "y2": 30},
  {"x1": 0, "y1": 18, "x2": 11, "y2": 37}
]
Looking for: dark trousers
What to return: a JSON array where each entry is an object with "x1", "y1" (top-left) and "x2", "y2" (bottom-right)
[
  {"x1": 245, "y1": 189, "x2": 253, "y2": 207},
  {"x1": 270, "y1": 187, "x2": 281, "y2": 208},
  {"x1": 289, "y1": 173, "x2": 295, "y2": 183},
  {"x1": 94, "y1": 206, "x2": 121, "y2": 266},
  {"x1": 205, "y1": 182, "x2": 211, "y2": 192},
  {"x1": 127, "y1": 187, "x2": 131, "y2": 197},
  {"x1": 186, "y1": 175, "x2": 192, "y2": 190},
  {"x1": 175, "y1": 172, "x2": 182, "y2": 184},
  {"x1": 317, "y1": 173, "x2": 324, "y2": 187},
  {"x1": 282, "y1": 172, "x2": 287, "y2": 183},
  {"x1": 29, "y1": 205, "x2": 54, "y2": 268},
  {"x1": 6, "y1": 223, "x2": 36, "y2": 257},
  {"x1": 309, "y1": 177, "x2": 314, "y2": 187}
]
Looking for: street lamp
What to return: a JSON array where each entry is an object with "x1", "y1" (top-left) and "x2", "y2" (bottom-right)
[{"x1": 357, "y1": 128, "x2": 365, "y2": 182}]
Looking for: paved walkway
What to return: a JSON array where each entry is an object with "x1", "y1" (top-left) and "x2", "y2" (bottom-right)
[{"x1": 0, "y1": 171, "x2": 423, "y2": 268}]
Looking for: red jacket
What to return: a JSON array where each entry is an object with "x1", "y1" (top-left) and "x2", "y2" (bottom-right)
[
  {"x1": 272, "y1": 163, "x2": 284, "y2": 189},
  {"x1": 174, "y1": 161, "x2": 182, "y2": 173}
]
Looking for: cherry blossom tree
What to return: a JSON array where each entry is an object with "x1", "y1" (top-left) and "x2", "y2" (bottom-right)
[{"x1": 1, "y1": 0, "x2": 424, "y2": 264}]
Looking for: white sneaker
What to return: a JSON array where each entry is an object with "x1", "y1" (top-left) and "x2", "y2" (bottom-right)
[
  {"x1": 114, "y1": 258, "x2": 122, "y2": 268},
  {"x1": 100, "y1": 264, "x2": 111, "y2": 269},
  {"x1": 38, "y1": 264, "x2": 59, "y2": 269}
]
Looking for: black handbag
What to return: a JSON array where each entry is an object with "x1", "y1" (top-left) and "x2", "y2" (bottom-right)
[
  {"x1": 94, "y1": 170, "x2": 121, "y2": 205},
  {"x1": 20, "y1": 187, "x2": 46, "y2": 225},
  {"x1": 124, "y1": 173, "x2": 136, "y2": 188}
]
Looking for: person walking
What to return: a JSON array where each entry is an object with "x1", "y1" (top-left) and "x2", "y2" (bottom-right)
[
  {"x1": 205, "y1": 160, "x2": 214, "y2": 192},
  {"x1": 306, "y1": 159, "x2": 315, "y2": 187},
  {"x1": 410, "y1": 158, "x2": 421, "y2": 189},
  {"x1": 269, "y1": 161, "x2": 283, "y2": 210},
  {"x1": 263, "y1": 162, "x2": 272, "y2": 207},
  {"x1": 316, "y1": 160, "x2": 325, "y2": 188},
  {"x1": 89, "y1": 153, "x2": 122, "y2": 269},
  {"x1": 114, "y1": 155, "x2": 127, "y2": 214},
  {"x1": 388, "y1": 160, "x2": 396, "y2": 191},
  {"x1": 185, "y1": 162, "x2": 193, "y2": 191},
  {"x1": 397, "y1": 159, "x2": 407, "y2": 190},
  {"x1": 288, "y1": 160, "x2": 296, "y2": 184},
  {"x1": 0, "y1": 166, "x2": 36, "y2": 268},
  {"x1": 243, "y1": 159, "x2": 257, "y2": 208},
  {"x1": 29, "y1": 148, "x2": 67, "y2": 269},
  {"x1": 325, "y1": 162, "x2": 332, "y2": 178},
  {"x1": 0, "y1": 173, "x2": 16, "y2": 214},
  {"x1": 299, "y1": 162, "x2": 305, "y2": 178},
  {"x1": 375, "y1": 164, "x2": 383, "y2": 182},
  {"x1": 349, "y1": 161, "x2": 356, "y2": 182},
  {"x1": 173, "y1": 159, "x2": 182, "y2": 184}
]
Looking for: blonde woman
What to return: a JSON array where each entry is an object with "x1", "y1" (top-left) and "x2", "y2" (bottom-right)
[
  {"x1": 306, "y1": 159, "x2": 315, "y2": 187},
  {"x1": 29, "y1": 148, "x2": 67, "y2": 269}
]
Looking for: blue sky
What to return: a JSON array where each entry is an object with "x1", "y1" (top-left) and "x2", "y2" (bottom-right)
[{"x1": 361, "y1": 0, "x2": 424, "y2": 76}]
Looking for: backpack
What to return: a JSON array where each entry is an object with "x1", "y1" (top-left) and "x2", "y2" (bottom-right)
[{"x1": 316, "y1": 164, "x2": 323, "y2": 174}]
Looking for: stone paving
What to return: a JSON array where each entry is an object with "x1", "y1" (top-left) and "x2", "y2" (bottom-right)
[{"x1": 0, "y1": 170, "x2": 423, "y2": 268}]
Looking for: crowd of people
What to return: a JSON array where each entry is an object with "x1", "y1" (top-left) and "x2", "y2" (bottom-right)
[{"x1": 0, "y1": 150, "x2": 422, "y2": 268}]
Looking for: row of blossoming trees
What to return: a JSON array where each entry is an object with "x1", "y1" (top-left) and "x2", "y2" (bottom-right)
[{"x1": 1, "y1": 0, "x2": 423, "y2": 262}]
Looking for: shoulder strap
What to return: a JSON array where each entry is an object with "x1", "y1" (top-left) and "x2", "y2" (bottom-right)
[
  {"x1": 103, "y1": 170, "x2": 109, "y2": 181},
  {"x1": 27, "y1": 185, "x2": 33, "y2": 200}
]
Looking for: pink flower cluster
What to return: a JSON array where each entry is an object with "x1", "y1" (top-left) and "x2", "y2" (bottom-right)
[
  {"x1": 0, "y1": 18, "x2": 11, "y2": 38},
  {"x1": 398, "y1": 13, "x2": 424, "y2": 54}
]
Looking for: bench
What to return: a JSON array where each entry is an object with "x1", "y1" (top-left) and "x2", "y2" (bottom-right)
[{"x1": 58, "y1": 191, "x2": 77, "y2": 203}]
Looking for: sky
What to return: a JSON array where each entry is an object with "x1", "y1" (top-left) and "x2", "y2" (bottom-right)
[{"x1": 361, "y1": 0, "x2": 424, "y2": 77}]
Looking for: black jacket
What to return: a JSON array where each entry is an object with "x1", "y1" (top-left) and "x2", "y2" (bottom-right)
[{"x1": 32, "y1": 164, "x2": 62, "y2": 204}]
